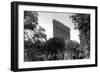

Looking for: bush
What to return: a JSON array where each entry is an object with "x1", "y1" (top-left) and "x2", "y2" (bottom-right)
[
  {"x1": 43, "y1": 37, "x2": 66, "y2": 60},
  {"x1": 65, "y1": 40, "x2": 84, "y2": 59}
]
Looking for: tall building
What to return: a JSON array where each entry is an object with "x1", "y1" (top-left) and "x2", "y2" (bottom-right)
[
  {"x1": 53, "y1": 19, "x2": 70, "y2": 41},
  {"x1": 80, "y1": 33, "x2": 88, "y2": 49}
]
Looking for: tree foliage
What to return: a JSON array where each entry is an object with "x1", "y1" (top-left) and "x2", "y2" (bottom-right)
[
  {"x1": 65, "y1": 40, "x2": 84, "y2": 59},
  {"x1": 42, "y1": 37, "x2": 66, "y2": 60},
  {"x1": 70, "y1": 14, "x2": 90, "y2": 48},
  {"x1": 70, "y1": 14, "x2": 90, "y2": 58},
  {"x1": 24, "y1": 11, "x2": 47, "y2": 43},
  {"x1": 24, "y1": 11, "x2": 47, "y2": 61}
]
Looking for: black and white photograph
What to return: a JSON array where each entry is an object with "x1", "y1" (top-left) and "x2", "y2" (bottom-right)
[
  {"x1": 11, "y1": 1, "x2": 97, "y2": 71},
  {"x1": 24, "y1": 11, "x2": 90, "y2": 61}
]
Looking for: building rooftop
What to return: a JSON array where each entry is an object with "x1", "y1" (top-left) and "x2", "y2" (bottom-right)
[{"x1": 53, "y1": 19, "x2": 70, "y2": 31}]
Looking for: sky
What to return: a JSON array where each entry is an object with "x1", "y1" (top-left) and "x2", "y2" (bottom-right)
[{"x1": 38, "y1": 11, "x2": 80, "y2": 43}]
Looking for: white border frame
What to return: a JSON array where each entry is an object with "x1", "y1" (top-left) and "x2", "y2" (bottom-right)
[{"x1": 18, "y1": 5, "x2": 96, "y2": 69}]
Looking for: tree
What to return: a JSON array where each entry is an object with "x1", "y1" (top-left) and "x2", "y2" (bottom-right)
[
  {"x1": 42, "y1": 37, "x2": 66, "y2": 60},
  {"x1": 65, "y1": 40, "x2": 83, "y2": 59},
  {"x1": 70, "y1": 14, "x2": 90, "y2": 58},
  {"x1": 24, "y1": 11, "x2": 47, "y2": 61},
  {"x1": 24, "y1": 11, "x2": 47, "y2": 43},
  {"x1": 24, "y1": 11, "x2": 38, "y2": 30}
]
